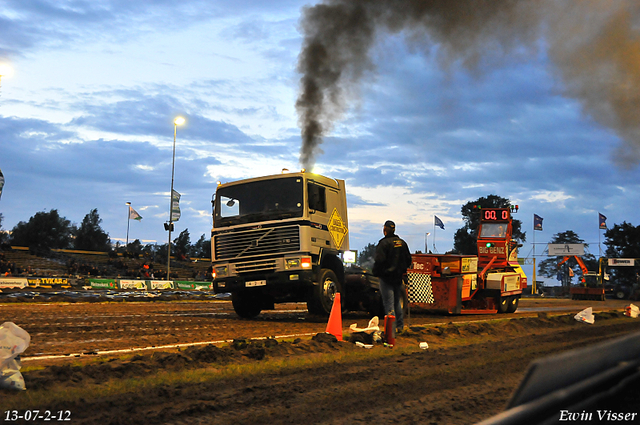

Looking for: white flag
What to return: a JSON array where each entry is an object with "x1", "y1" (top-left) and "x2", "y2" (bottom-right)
[
  {"x1": 171, "y1": 189, "x2": 181, "y2": 222},
  {"x1": 129, "y1": 206, "x2": 142, "y2": 221}
]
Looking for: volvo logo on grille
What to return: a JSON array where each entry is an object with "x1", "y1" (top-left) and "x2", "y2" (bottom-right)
[{"x1": 251, "y1": 240, "x2": 259, "y2": 247}]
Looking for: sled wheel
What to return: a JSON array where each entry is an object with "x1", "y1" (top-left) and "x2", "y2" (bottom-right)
[
  {"x1": 506, "y1": 296, "x2": 519, "y2": 313},
  {"x1": 497, "y1": 296, "x2": 509, "y2": 314}
]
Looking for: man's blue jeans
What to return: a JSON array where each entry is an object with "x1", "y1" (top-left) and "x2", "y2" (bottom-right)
[{"x1": 379, "y1": 277, "x2": 404, "y2": 332}]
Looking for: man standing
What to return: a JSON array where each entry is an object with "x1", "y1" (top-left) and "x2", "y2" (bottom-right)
[{"x1": 373, "y1": 220, "x2": 412, "y2": 333}]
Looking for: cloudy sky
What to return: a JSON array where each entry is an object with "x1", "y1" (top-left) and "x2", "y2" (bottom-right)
[{"x1": 1, "y1": 0, "x2": 639, "y2": 285}]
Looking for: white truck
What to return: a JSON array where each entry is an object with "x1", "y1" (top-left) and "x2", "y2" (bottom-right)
[{"x1": 210, "y1": 171, "x2": 386, "y2": 317}]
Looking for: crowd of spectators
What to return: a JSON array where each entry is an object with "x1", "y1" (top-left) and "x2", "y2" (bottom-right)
[
  {"x1": 1, "y1": 247, "x2": 211, "y2": 281},
  {"x1": 66, "y1": 259, "x2": 109, "y2": 277},
  {"x1": 1, "y1": 251, "x2": 33, "y2": 277}
]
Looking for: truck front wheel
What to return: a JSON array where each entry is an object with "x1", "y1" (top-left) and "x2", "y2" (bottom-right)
[
  {"x1": 308, "y1": 268, "x2": 341, "y2": 316},
  {"x1": 232, "y1": 290, "x2": 262, "y2": 319}
]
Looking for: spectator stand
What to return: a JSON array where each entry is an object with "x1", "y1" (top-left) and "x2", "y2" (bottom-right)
[{"x1": 0, "y1": 246, "x2": 213, "y2": 291}]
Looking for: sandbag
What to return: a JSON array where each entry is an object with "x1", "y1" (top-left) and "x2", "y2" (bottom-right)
[{"x1": 0, "y1": 322, "x2": 30, "y2": 390}]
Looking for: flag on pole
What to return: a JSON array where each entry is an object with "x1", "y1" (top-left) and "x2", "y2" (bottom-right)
[
  {"x1": 171, "y1": 189, "x2": 181, "y2": 222},
  {"x1": 129, "y1": 206, "x2": 142, "y2": 221},
  {"x1": 534, "y1": 214, "x2": 543, "y2": 231},
  {"x1": 0, "y1": 168, "x2": 4, "y2": 200},
  {"x1": 434, "y1": 216, "x2": 445, "y2": 230},
  {"x1": 598, "y1": 213, "x2": 607, "y2": 229}
]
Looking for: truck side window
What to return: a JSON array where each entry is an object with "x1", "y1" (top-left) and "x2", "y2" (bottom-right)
[{"x1": 308, "y1": 183, "x2": 326, "y2": 213}]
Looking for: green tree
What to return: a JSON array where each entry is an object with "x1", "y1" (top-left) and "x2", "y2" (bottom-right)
[
  {"x1": 173, "y1": 229, "x2": 191, "y2": 259},
  {"x1": 10, "y1": 209, "x2": 75, "y2": 253},
  {"x1": 357, "y1": 242, "x2": 377, "y2": 270},
  {"x1": 74, "y1": 208, "x2": 111, "y2": 251},
  {"x1": 453, "y1": 195, "x2": 525, "y2": 254},
  {"x1": 191, "y1": 234, "x2": 211, "y2": 259},
  {"x1": 0, "y1": 213, "x2": 7, "y2": 244},
  {"x1": 126, "y1": 239, "x2": 144, "y2": 257},
  {"x1": 537, "y1": 230, "x2": 596, "y2": 289},
  {"x1": 142, "y1": 243, "x2": 158, "y2": 259},
  {"x1": 604, "y1": 222, "x2": 640, "y2": 287},
  {"x1": 156, "y1": 243, "x2": 169, "y2": 261}
]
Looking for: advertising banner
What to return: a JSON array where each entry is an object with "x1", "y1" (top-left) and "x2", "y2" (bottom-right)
[
  {"x1": 0, "y1": 277, "x2": 28, "y2": 289},
  {"x1": 608, "y1": 258, "x2": 636, "y2": 267},
  {"x1": 119, "y1": 280, "x2": 148, "y2": 290},
  {"x1": 27, "y1": 277, "x2": 70, "y2": 287},
  {"x1": 547, "y1": 244, "x2": 585, "y2": 256},
  {"x1": 150, "y1": 280, "x2": 173, "y2": 290},
  {"x1": 89, "y1": 279, "x2": 118, "y2": 289},
  {"x1": 174, "y1": 281, "x2": 213, "y2": 290}
]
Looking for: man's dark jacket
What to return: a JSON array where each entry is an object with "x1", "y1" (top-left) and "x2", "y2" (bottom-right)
[{"x1": 372, "y1": 233, "x2": 412, "y2": 284}]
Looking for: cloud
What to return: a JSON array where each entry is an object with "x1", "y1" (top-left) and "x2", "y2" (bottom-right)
[{"x1": 1, "y1": 0, "x2": 640, "y2": 279}]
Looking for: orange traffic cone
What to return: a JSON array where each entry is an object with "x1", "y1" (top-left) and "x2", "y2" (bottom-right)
[{"x1": 325, "y1": 292, "x2": 343, "y2": 341}]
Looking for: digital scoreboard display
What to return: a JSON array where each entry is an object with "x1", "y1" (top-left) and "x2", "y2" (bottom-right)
[{"x1": 481, "y1": 208, "x2": 510, "y2": 222}]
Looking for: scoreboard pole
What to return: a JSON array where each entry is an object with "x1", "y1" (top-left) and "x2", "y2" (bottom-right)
[{"x1": 533, "y1": 221, "x2": 537, "y2": 295}]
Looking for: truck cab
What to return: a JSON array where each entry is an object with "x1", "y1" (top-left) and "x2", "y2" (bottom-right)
[{"x1": 210, "y1": 171, "x2": 350, "y2": 317}]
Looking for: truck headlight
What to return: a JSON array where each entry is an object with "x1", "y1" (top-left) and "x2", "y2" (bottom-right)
[
  {"x1": 214, "y1": 265, "x2": 229, "y2": 278},
  {"x1": 285, "y1": 257, "x2": 312, "y2": 270},
  {"x1": 286, "y1": 259, "x2": 300, "y2": 269}
]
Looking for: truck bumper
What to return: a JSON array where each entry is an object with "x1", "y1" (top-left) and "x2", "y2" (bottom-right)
[{"x1": 213, "y1": 270, "x2": 316, "y2": 295}]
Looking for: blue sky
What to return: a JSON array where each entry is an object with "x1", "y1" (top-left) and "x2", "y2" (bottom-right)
[{"x1": 1, "y1": 1, "x2": 639, "y2": 285}]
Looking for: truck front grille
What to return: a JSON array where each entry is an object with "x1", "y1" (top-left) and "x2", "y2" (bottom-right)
[
  {"x1": 235, "y1": 259, "x2": 277, "y2": 274},
  {"x1": 214, "y1": 225, "x2": 300, "y2": 260}
]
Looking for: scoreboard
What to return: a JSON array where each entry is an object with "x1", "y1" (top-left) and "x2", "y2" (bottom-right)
[{"x1": 481, "y1": 208, "x2": 511, "y2": 222}]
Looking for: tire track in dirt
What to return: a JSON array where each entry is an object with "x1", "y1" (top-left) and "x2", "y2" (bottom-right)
[
  {"x1": 164, "y1": 323, "x2": 638, "y2": 425},
  {"x1": 22, "y1": 314, "x2": 638, "y2": 425}
]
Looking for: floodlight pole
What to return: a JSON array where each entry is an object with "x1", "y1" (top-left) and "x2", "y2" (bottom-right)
[
  {"x1": 167, "y1": 123, "x2": 177, "y2": 280},
  {"x1": 167, "y1": 117, "x2": 185, "y2": 280}
]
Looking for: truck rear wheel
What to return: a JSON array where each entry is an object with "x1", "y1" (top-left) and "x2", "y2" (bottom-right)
[
  {"x1": 232, "y1": 290, "x2": 262, "y2": 319},
  {"x1": 372, "y1": 283, "x2": 409, "y2": 319},
  {"x1": 307, "y1": 268, "x2": 341, "y2": 316}
]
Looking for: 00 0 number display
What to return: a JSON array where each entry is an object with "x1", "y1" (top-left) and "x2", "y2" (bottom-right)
[{"x1": 483, "y1": 209, "x2": 510, "y2": 221}]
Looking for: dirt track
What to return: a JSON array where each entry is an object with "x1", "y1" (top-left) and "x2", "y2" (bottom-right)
[{"x1": 2, "y1": 297, "x2": 640, "y2": 424}]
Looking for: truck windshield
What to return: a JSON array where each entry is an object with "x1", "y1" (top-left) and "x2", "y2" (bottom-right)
[
  {"x1": 480, "y1": 223, "x2": 507, "y2": 238},
  {"x1": 214, "y1": 177, "x2": 304, "y2": 227}
]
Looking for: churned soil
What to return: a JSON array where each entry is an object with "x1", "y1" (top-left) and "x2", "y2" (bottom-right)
[{"x1": 1, "y1": 297, "x2": 639, "y2": 424}]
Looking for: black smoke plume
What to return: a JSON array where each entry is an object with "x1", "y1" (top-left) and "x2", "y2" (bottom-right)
[{"x1": 296, "y1": 0, "x2": 640, "y2": 169}]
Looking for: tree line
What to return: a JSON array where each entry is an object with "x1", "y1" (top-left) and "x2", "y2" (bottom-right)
[
  {"x1": 356, "y1": 195, "x2": 640, "y2": 289},
  {"x1": 0, "y1": 209, "x2": 211, "y2": 260}
]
